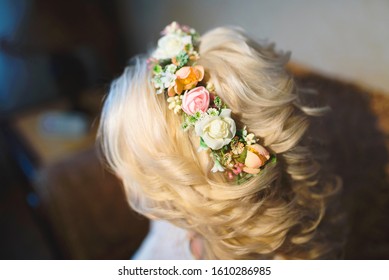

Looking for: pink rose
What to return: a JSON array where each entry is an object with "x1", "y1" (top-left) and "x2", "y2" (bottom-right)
[{"x1": 182, "y1": 86, "x2": 210, "y2": 115}]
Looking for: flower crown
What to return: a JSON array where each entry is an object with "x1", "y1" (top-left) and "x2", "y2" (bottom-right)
[{"x1": 149, "y1": 22, "x2": 275, "y2": 183}]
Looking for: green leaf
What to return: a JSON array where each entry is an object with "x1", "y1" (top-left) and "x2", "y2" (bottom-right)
[
  {"x1": 236, "y1": 129, "x2": 244, "y2": 138},
  {"x1": 214, "y1": 96, "x2": 222, "y2": 109},
  {"x1": 236, "y1": 173, "x2": 253, "y2": 185},
  {"x1": 191, "y1": 33, "x2": 200, "y2": 45},
  {"x1": 200, "y1": 138, "x2": 208, "y2": 149},
  {"x1": 188, "y1": 115, "x2": 197, "y2": 124},
  {"x1": 184, "y1": 44, "x2": 192, "y2": 52},
  {"x1": 194, "y1": 111, "x2": 202, "y2": 119},
  {"x1": 153, "y1": 64, "x2": 162, "y2": 74},
  {"x1": 175, "y1": 51, "x2": 189, "y2": 68},
  {"x1": 165, "y1": 64, "x2": 177, "y2": 73},
  {"x1": 181, "y1": 122, "x2": 189, "y2": 130},
  {"x1": 236, "y1": 148, "x2": 247, "y2": 163},
  {"x1": 207, "y1": 108, "x2": 219, "y2": 116}
]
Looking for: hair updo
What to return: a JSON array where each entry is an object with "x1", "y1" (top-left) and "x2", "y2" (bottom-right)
[{"x1": 98, "y1": 26, "x2": 344, "y2": 259}]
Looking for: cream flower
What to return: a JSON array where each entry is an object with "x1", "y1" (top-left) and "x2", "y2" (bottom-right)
[
  {"x1": 152, "y1": 34, "x2": 192, "y2": 60},
  {"x1": 211, "y1": 160, "x2": 225, "y2": 172},
  {"x1": 231, "y1": 140, "x2": 245, "y2": 155},
  {"x1": 195, "y1": 109, "x2": 236, "y2": 150},
  {"x1": 167, "y1": 95, "x2": 183, "y2": 114},
  {"x1": 160, "y1": 70, "x2": 176, "y2": 89},
  {"x1": 161, "y1": 21, "x2": 181, "y2": 35},
  {"x1": 245, "y1": 133, "x2": 256, "y2": 145}
]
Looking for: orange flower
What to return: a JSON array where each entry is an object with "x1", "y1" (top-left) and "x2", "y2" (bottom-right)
[
  {"x1": 243, "y1": 144, "x2": 270, "y2": 174},
  {"x1": 168, "y1": 65, "x2": 204, "y2": 96}
]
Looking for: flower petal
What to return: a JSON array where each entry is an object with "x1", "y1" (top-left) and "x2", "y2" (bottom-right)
[
  {"x1": 194, "y1": 65, "x2": 204, "y2": 81},
  {"x1": 202, "y1": 132, "x2": 224, "y2": 150},
  {"x1": 252, "y1": 144, "x2": 270, "y2": 159},
  {"x1": 168, "y1": 86, "x2": 176, "y2": 97},
  {"x1": 245, "y1": 149, "x2": 263, "y2": 169},
  {"x1": 243, "y1": 166, "x2": 260, "y2": 174},
  {"x1": 174, "y1": 82, "x2": 184, "y2": 95},
  {"x1": 211, "y1": 160, "x2": 225, "y2": 172},
  {"x1": 219, "y1": 109, "x2": 232, "y2": 118},
  {"x1": 176, "y1": 66, "x2": 191, "y2": 79}
]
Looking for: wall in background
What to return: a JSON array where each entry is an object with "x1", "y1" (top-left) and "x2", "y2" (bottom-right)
[
  {"x1": 0, "y1": 0, "x2": 127, "y2": 114},
  {"x1": 118, "y1": 0, "x2": 389, "y2": 94}
]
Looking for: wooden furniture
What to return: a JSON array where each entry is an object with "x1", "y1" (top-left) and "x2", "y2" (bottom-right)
[
  {"x1": 9, "y1": 100, "x2": 148, "y2": 259},
  {"x1": 11, "y1": 101, "x2": 94, "y2": 169},
  {"x1": 35, "y1": 148, "x2": 149, "y2": 259}
]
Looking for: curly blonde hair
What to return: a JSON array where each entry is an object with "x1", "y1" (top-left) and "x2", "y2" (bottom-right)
[{"x1": 98, "y1": 27, "x2": 344, "y2": 259}]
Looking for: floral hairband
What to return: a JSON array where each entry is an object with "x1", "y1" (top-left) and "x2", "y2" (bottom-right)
[{"x1": 149, "y1": 22, "x2": 275, "y2": 183}]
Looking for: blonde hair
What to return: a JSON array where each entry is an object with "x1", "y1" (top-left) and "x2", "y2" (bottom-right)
[{"x1": 98, "y1": 27, "x2": 344, "y2": 259}]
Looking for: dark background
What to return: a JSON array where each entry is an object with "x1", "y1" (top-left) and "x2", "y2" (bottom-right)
[{"x1": 0, "y1": 0, "x2": 148, "y2": 259}]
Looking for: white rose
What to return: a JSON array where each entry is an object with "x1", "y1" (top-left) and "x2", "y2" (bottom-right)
[
  {"x1": 195, "y1": 109, "x2": 236, "y2": 150},
  {"x1": 152, "y1": 34, "x2": 192, "y2": 60}
]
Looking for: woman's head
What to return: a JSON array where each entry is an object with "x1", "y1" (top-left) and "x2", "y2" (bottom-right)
[{"x1": 98, "y1": 24, "x2": 343, "y2": 259}]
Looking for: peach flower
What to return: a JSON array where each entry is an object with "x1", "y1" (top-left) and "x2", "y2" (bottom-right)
[
  {"x1": 243, "y1": 144, "x2": 270, "y2": 174},
  {"x1": 168, "y1": 65, "x2": 204, "y2": 96},
  {"x1": 182, "y1": 86, "x2": 210, "y2": 115}
]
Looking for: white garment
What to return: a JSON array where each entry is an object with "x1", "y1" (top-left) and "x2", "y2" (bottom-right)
[{"x1": 132, "y1": 220, "x2": 194, "y2": 260}]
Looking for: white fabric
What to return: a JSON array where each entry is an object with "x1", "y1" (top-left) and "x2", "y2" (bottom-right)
[{"x1": 132, "y1": 220, "x2": 194, "y2": 260}]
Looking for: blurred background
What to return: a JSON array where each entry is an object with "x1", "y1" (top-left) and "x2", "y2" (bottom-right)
[{"x1": 1, "y1": 0, "x2": 389, "y2": 259}]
